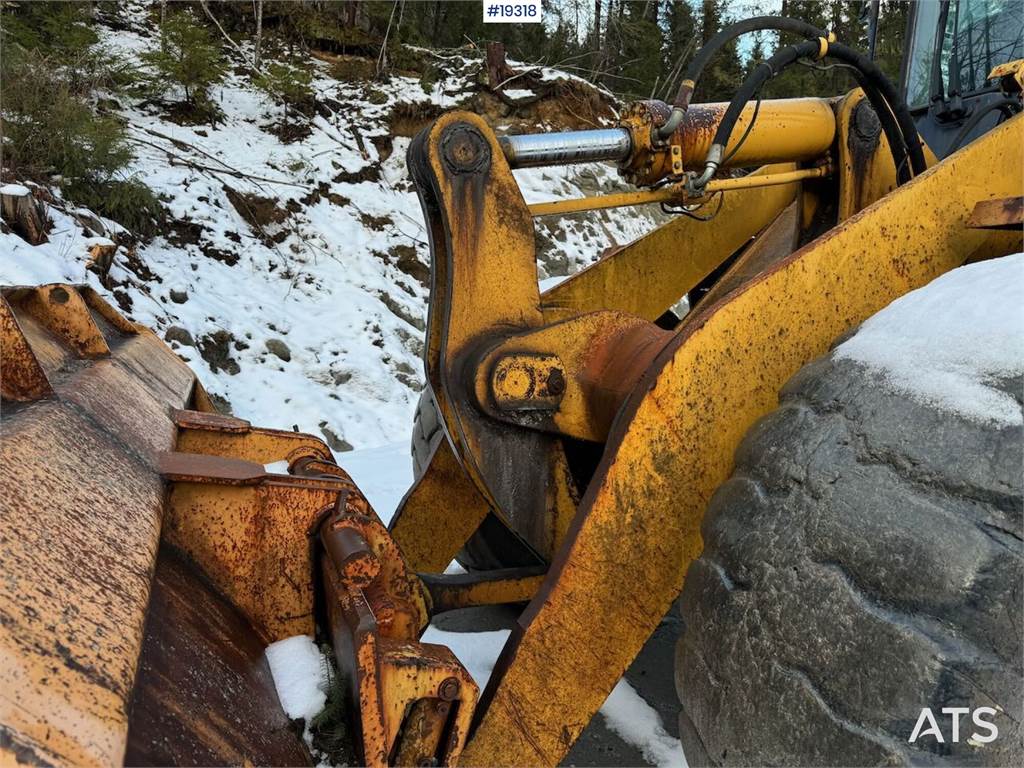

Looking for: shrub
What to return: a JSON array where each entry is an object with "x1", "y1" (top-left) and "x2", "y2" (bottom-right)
[
  {"x1": 1, "y1": 49, "x2": 162, "y2": 237},
  {"x1": 143, "y1": 10, "x2": 227, "y2": 113},
  {"x1": 253, "y1": 62, "x2": 314, "y2": 115},
  {"x1": 64, "y1": 177, "x2": 166, "y2": 239},
  {"x1": 2, "y1": 49, "x2": 132, "y2": 183}
]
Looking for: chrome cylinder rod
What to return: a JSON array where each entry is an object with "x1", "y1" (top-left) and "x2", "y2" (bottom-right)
[{"x1": 499, "y1": 128, "x2": 632, "y2": 169}]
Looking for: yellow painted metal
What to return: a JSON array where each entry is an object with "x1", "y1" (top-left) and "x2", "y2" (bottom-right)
[
  {"x1": 618, "y1": 98, "x2": 836, "y2": 186},
  {"x1": 528, "y1": 165, "x2": 830, "y2": 217},
  {"x1": 540, "y1": 164, "x2": 799, "y2": 324},
  {"x1": 161, "y1": 452, "x2": 352, "y2": 641},
  {"x1": 989, "y1": 58, "x2": 1024, "y2": 91},
  {"x1": 389, "y1": 436, "x2": 493, "y2": 573},
  {"x1": 474, "y1": 311, "x2": 669, "y2": 443},
  {"x1": 413, "y1": 112, "x2": 580, "y2": 559},
  {"x1": 173, "y1": 409, "x2": 334, "y2": 466},
  {"x1": 462, "y1": 114, "x2": 1024, "y2": 768},
  {"x1": 419, "y1": 569, "x2": 547, "y2": 612}
]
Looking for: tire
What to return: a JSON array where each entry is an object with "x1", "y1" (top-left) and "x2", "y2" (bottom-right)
[
  {"x1": 676, "y1": 353, "x2": 1023, "y2": 765},
  {"x1": 410, "y1": 389, "x2": 539, "y2": 571}
]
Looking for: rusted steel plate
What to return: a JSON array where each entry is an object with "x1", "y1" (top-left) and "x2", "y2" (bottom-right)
[
  {"x1": 462, "y1": 112, "x2": 1024, "y2": 767},
  {"x1": 966, "y1": 195, "x2": 1024, "y2": 229},
  {"x1": 0, "y1": 295, "x2": 53, "y2": 401},
  {"x1": 1, "y1": 400, "x2": 167, "y2": 766},
  {"x1": 419, "y1": 567, "x2": 547, "y2": 613},
  {"x1": 125, "y1": 544, "x2": 311, "y2": 767},
  {"x1": 0, "y1": 285, "x2": 198, "y2": 766}
]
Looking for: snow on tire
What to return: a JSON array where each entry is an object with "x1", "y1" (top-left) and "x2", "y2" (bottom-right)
[{"x1": 676, "y1": 257, "x2": 1024, "y2": 766}]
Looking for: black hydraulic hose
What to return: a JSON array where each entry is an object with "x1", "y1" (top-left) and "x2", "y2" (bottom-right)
[
  {"x1": 948, "y1": 98, "x2": 1022, "y2": 152},
  {"x1": 846, "y1": 68, "x2": 914, "y2": 183},
  {"x1": 827, "y1": 41, "x2": 929, "y2": 177},
  {"x1": 658, "y1": 16, "x2": 827, "y2": 139},
  {"x1": 697, "y1": 38, "x2": 923, "y2": 189},
  {"x1": 709, "y1": 40, "x2": 821, "y2": 160}
]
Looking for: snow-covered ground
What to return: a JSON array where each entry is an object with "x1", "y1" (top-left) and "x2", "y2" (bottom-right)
[{"x1": 0, "y1": 5, "x2": 663, "y2": 455}]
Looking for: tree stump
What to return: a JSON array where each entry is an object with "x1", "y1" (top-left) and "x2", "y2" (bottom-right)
[
  {"x1": 1, "y1": 185, "x2": 49, "y2": 245},
  {"x1": 486, "y1": 41, "x2": 516, "y2": 91}
]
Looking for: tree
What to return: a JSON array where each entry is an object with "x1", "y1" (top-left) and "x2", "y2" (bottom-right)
[
  {"x1": 143, "y1": 9, "x2": 227, "y2": 111},
  {"x1": 695, "y1": 0, "x2": 743, "y2": 101}
]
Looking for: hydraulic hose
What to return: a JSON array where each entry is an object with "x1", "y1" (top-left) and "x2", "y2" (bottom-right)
[
  {"x1": 948, "y1": 98, "x2": 1022, "y2": 153},
  {"x1": 826, "y1": 41, "x2": 928, "y2": 177},
  {"x1": 694, "y1": 37, "x2": 926, "y2": 189},
  {"x1": 658, "y1": 16, "x2": 828, "y2": 140},
  {"x1": 692, "y1": 40, "x2": 822, "y2": 189}
]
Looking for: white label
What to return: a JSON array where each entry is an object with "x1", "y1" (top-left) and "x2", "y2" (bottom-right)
[{"x1": 483, "y1": 0, "x2": 542, "y2": 23}]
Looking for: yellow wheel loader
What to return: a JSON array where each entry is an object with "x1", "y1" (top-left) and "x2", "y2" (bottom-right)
[{"x1": 2, "y1": 3, "x2": 1022, "y2": 766}]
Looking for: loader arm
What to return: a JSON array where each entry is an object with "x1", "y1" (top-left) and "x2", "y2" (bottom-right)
[{"x1": 390, "y1": 106, "x2": 1022, "y2": 765}]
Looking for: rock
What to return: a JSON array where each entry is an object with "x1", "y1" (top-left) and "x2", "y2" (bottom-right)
[
  {"x1": 169, "y1": 289, "x2": 188, "y2": 304},
  {"x1": 164, "y1": 326, "x2": 195, "y2": 347},
  {"x1": 198, "y1": 331, "x2": 241, "y2": 375},
  {"x1": 318, "y1": 422, "x2": 353, "y2": 453},
  {"x1": 265, "y1": 338, "x2": 291, "y2": 362}
]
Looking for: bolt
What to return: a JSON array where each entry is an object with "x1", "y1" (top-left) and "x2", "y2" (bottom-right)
[
  {"x1": 438, "y1": 676, "x2": 461, "y2": 701},
  {"x1": 546, "y1": 368, "x2": 566, "y2": 396},
  {"x1": 441, "y1": 125, "x2": 490, "y2": 175}
]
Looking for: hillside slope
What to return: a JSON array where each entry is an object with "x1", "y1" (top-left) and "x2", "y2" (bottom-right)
[{"x1": 0, "y1": 7, "x2": 663, "y2": 453}]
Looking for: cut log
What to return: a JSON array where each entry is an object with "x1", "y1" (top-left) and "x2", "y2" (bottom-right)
[{"x1": 1, "y1": 184, "x2": 49, "y2": 245}]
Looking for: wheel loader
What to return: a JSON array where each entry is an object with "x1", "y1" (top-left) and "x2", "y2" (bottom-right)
[{"x1": 2, "y1": 2, "x2": 1022, "y2": 766}]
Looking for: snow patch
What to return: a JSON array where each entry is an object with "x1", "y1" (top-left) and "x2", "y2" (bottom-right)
[
  {"x1": 601, "y1": 679, "x2": 688, "y2": 767},
  {"x1": 339, "y1": 441, "x2": 412, "y2": 526},
  {"x1": 0, "y1": 183, "x2": 31, "y2": 196},
  {"x1": 835, "y1": 255, "x2": 1024, "y2": 426},
  {"x1": 265, "y1": 635, "x2": 328, "y2": 722}
]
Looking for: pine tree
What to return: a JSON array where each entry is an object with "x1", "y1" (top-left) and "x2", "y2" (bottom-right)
[
  {"x1": 143, "y1": 9, "x2": 227, "y2": 112},
  {"x1": 663, "y1": 0, "x2": 699, "y2": 100},
  {"x1": 696, "y1": 0, "x2": 743, "y2": 102}
]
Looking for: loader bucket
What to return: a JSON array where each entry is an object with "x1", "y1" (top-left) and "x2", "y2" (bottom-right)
[
  {"x1": 1, "y1": 283, "x2": 480, "y2": 767},
  {"x1": 0, "y1": 284, "x2": 313, "y2": 765}
]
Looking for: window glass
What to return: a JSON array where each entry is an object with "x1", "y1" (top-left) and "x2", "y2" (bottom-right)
[{"x1": 905, "y1": 0, "x2": 1024, "y2": 108}]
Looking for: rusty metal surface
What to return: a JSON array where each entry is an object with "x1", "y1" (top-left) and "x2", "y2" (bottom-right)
[
  {"x1": 473, "y1": 311, "x2": 671, "y2": 444},
  {"x1": 420, "y1": 567, "x2": 547, "y2": 613},
  {"x1": 966, "y1": 195, "x2": 1024, "y2": 229},
  {"x1": 461, "y1": 111, "x2": 1024, "y2": 768},
  {"x1": 618, "y1": 98, "x2": 836, "y2": 186},
  {"x1": 388, "y1": 436, "x2": 500, "y2": 573},
  {"x1": 320, "y1": 497, "x2": 478, "y2": 768},
  {"x1": 124, "y1": 544, "x2": 311, "y2": 767},
  {"x1": 173, "y1": 408, "x2": 334, "y2": 467},
  {"x1": 0, "y1": 295, "x2": 53, "y2": 401},
  {"x1": 539, "y1": 164, "x2": 799, "y2": 325},
  {"x1": 161, "y1": 450, "x2": 351, "y2": 642},
  {"x1": 0, "y1": 285, "x2": 198, "y2": 766},
  {"x1": 408, "y1": 112, "x2": 579, "y2": 560}
]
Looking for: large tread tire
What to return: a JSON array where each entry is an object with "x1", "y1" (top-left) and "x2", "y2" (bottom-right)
[
  {"x1": 410, "y1": 389, "x2": 535, "y2": 571},
  {"x1": 676, "y1": 352, "x2": 1023, "y2": 766}
]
